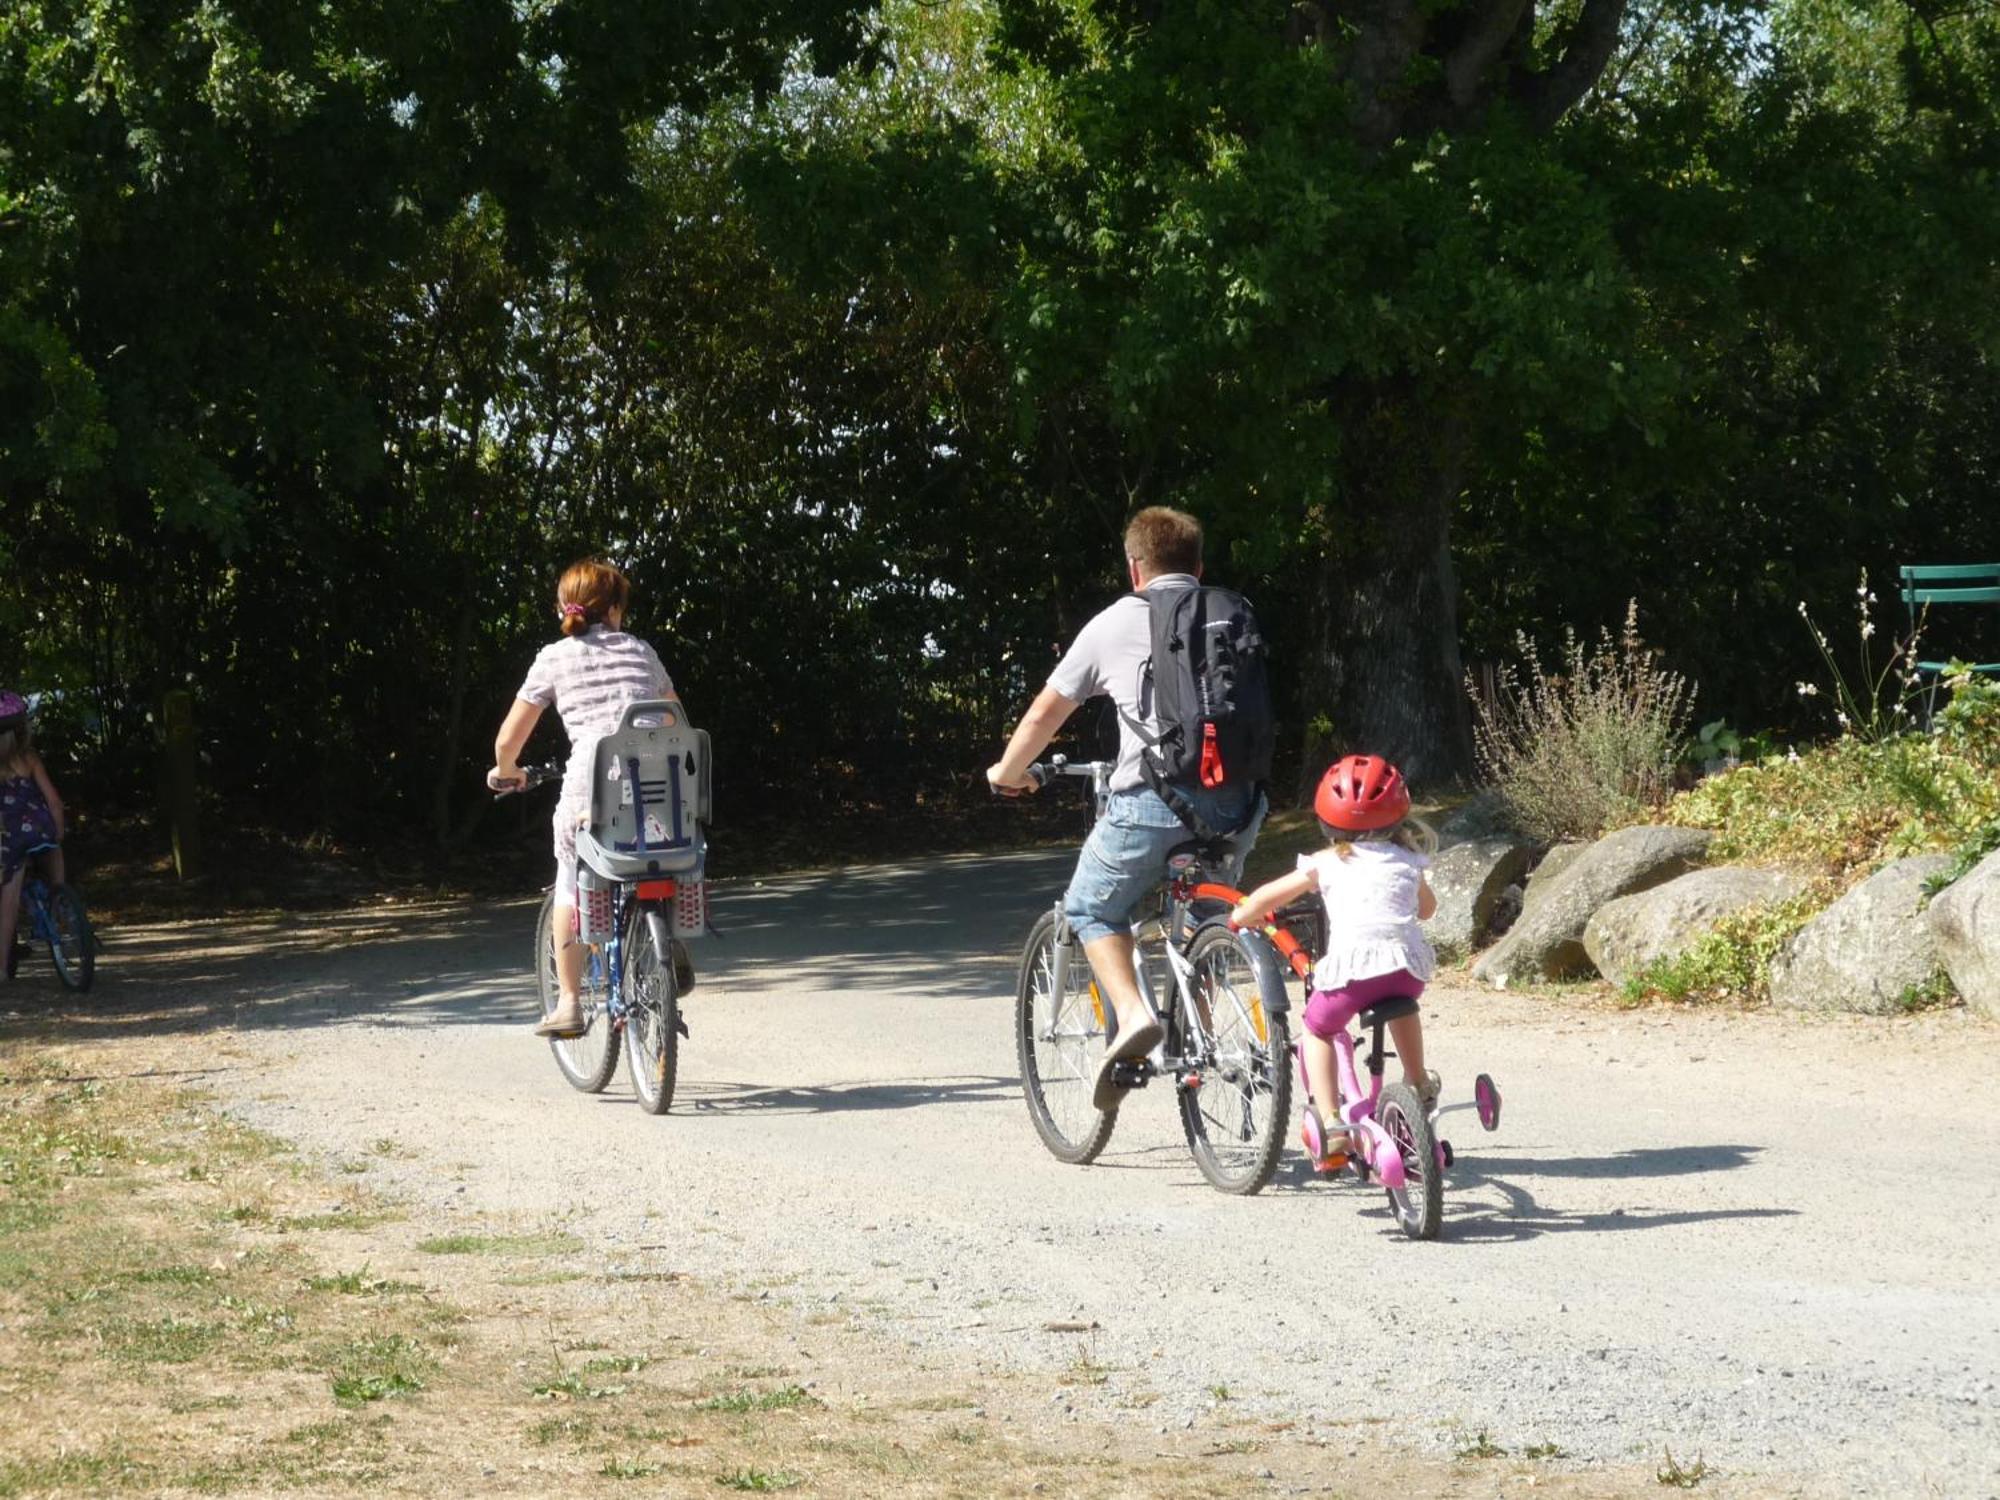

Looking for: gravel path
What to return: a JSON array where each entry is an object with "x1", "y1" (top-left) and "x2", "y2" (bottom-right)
[{"x1": 104, "y1": 851, "x2": 2000, "y2": 1497}]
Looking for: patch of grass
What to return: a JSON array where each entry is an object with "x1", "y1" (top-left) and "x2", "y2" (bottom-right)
[
  {"x1": 327, "y1": 1335, "x2": 431, "y2": 1406},
  {"x1": 1520, "y1": 1441, "x2": 1567, "y2": 1460},
  {"x1": 1204, "y1": 1438, "x2": 1258, "y2": 1455},
  {"x1": 498, "y1": 1270, "x2": 586, "y2": 1287},
  {"x1": 583, "y1": 1354, "x2": 651, "y2": 1375},
  {"x1": 104, "y1": 1314, "x2": 227, "y2": 1364},
  {"x1": 1620, "y1": 890, "x2": 1829, "y2": 1008},
  {"x1": 1453, "y1": 1429, "x2": 1508, "y2": 1460},
  {"x1": 303, "y1": 1268, "x2": 422, "y2": 1296},
  {"x1": 525, "y1": 1412, "x2": 600, "y2": 1447},
  {"x1": 277, "y1": 1208, "x2": 399, "y2": 1233},
  {"x1": 125, "y1": 1264, "x2": 217, "y2": 1287},
  {"x1": 531, "y1": 1369, "x2": 627, "y2": 1401},
  {"x1": 1057, "y1": 1353, "x2": 1111, "y2": 1388},
  {"x1": 415, "y1": 1231, "x2": 581, "y2": 1257},
  {"x1": 0, "y1": 1448, "x2": 148, "y2": 1494},
  {"x1": 695, "y1": 1384, "x2": 820, "y2": 1413},
  {"x1": 715, "y1": 1468, "x2": 803, "y2": 1492},
  {"x1": 1895, "y1": 967, "x2": 1961, "y2": 1014},
  {"x1": 1206, "y1": 1383, "x2": 1232, "y2": 1401},
  {"x1": 942, "y1": 1424, "x2": 982, "y2": 1445},
  {"x1": 601, "y1": 1457, "x2": 664, "y2": 1479},
  {"x1": 1657, "y1": 1449, "x2": 1713, "y2": 1487}
]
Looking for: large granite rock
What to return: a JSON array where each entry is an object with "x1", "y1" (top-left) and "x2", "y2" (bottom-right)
[
  {"x1": 1425, "y1": 838, "x2": 1535, "y2": 962},
  {"x1": 1471, "y1": 826, "x2": 1713, "y2": 986},
  {"x1": 1768, "y1": 856, "x2": 1955, "y2": 1015},
  {"x1": 1522, "y1": 843, "x2": 1590, "y2": 911},
  {"x1": 1582, "y1": 866, "x2": 1810, "y2": 987},
  {"x1": 1927, "y1": 848, "x2": 2000, "y2": 1022}
]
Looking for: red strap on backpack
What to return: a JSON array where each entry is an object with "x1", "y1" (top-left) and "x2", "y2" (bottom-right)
[{"x1": 1199, "y1": 722, "x2": 1224, "y2": 788}]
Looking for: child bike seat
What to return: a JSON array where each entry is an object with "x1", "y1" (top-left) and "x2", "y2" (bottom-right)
[{"x1": 575, "y1": 699, "x2": 710, "y2": 882}]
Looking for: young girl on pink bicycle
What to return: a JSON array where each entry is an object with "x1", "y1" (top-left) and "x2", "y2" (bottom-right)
[{"x1": 1231, "y1": 754, "x2": 1437, "y2": 1173}]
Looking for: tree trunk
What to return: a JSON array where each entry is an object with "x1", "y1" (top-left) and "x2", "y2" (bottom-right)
[
  {"x1": 431, "y1": 596, "x2": 476, "y2": 849},
  {"x1": 1304, "y1": 386, "x2": 1477, "y2": 789}
]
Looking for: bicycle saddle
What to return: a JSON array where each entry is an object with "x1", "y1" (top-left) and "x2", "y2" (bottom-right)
[{"x1": 1354, "y1": 994, "x2": 1421, "y2": 1027}]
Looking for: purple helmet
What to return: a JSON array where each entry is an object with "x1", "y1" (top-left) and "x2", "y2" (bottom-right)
[{"x1": 0, "y1": 691, "x2": 24, "y2": 730}]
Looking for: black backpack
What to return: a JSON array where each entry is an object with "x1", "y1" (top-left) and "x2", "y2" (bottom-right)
[{"x1": 1127, "y1": 585, "x2": 1275, "y2": 830}]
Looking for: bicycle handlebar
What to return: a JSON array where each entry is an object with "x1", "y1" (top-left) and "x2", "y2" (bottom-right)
[
  {"x1": 490, "y1": 761, "x2": 564, "y2": 797},
  {"x1": 1026, "y1": 754, "x2": 1112, "y2": 789}
]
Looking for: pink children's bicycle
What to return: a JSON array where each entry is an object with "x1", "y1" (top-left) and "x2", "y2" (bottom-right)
[{"x1": 1256, "y1": 905, "x2": 1503, "y2": 1241}]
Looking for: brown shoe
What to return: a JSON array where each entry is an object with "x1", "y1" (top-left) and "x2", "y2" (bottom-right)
[{"x1": 534, "y1": 1001, "x2": 586, "y2": 1039}]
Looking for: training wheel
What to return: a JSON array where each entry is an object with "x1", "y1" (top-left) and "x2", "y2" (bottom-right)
[{"x1": 1474, "y1": 1072, "x2": 1502, "y2": 1132}]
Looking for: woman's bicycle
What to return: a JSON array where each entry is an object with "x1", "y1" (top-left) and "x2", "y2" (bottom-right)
[
  {"x1": 497, "y1": 713, "x2": 708, "y2": 1114},
  {"x1": 1011, "y1": 757, "x2": 1294, "y2": 1194},
  {"x1": 10, "y1": 842, "x2": 93, "y2": 992}
]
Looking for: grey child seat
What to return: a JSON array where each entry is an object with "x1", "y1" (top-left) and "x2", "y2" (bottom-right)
[{"x1": 574, "y1": 699, "x2": 711, "y2": 883}]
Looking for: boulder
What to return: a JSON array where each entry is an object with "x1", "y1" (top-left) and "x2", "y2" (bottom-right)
[
  {"x1": 1425, "y1": 838, "x2": 1535, "y2": 962},
  {"x1": 1768, "y1": 856, "x2": 1955, "y2": 1015},
  {"x1": 1522, "y1": 843, "x2": 1590, "y2": 910},
  {"x1": 1433, "y1": 790, "x2": 1518, "y2": 848},
  {"x1": 1927, "y1": 848, "x2": 2000, "y2": 1022},
  {"x1": 1582, "y1": 866, "x2": 1810, "y2": 987},
  {"x1": 1471, "y1": 826, "x2": 1712, "y2": 986}
]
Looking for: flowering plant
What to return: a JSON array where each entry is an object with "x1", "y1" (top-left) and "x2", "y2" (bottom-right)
[{"x1": 1795, "y1": 570, "x2": 1927, "y2": 742}]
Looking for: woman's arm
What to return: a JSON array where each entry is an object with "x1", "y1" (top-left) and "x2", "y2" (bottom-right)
[
  {"x1": 488, "y1": 699, "x2": 545, "y2": 789},
  {"x1": 29, "y1": 752, "x2": 63, "y2": 839},
  {"x1": 1417, "y1": 874, "x2": 1437, "y2": 922},
  {"x1": 1230, "y1": 866, "x2": 1317, "y2": 929}
]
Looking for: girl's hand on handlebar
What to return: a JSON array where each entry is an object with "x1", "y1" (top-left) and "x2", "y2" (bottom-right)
[
  {"x1": 1229, "y1": 899, "x2": 1264, "y2": 930},
  {"x1": 487, "y1": 764, "x2": 527, "y2": 794},
  {"x1": 987, "y1": 763, "x2": 1038, "y2": 797}
]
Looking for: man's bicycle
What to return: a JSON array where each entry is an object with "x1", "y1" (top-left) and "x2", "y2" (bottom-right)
[
  {"x1": 496, "y1": 700, "x2": 711, "y2": 1114},
  {"x1": 1011, "y1": 757, "x2": 1293, "y2": 1195},
  {"x1": 10, "y1": 842, "x2": 92, "y2": 992}
]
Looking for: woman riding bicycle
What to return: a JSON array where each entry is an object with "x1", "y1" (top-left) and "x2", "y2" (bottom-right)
[
  {"x1": 0, "y1": 691, "x2": 67, "y2": 981},
  {"x1": 488, "y1": 560, "x2": 684, "y2": 1038}
]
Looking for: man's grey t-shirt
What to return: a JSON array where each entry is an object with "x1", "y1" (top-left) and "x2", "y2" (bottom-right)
[{"x1": 1046, "y1": 573, "x2": 1199, "y2": 793}]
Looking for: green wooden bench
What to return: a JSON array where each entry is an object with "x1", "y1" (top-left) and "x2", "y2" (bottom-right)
[{"x1": 1899, "y1": 564, "x2": 2000, "y2": 688}]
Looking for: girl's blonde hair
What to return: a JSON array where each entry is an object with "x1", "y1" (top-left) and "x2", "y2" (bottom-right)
[
  {"x1": 556, "y1": 558, "x2": 631, "y2": 639},
  {"x1": 1323, "y1": 815, "x2": 1437, "y2": 861}
]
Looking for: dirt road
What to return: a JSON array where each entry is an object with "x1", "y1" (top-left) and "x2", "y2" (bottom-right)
[{"x1": 78, "y1": 851, "x2": 2000, "y2": 1497}]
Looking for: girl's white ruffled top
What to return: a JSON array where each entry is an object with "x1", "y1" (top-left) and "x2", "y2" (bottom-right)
[{"x1": 1299, "y1": 843, "x2": 1437, "y2": 991}]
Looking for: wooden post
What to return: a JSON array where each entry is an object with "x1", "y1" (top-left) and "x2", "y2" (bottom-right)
[{"x1": 162, "y1": 689, "x2": 203, "y2": 880}]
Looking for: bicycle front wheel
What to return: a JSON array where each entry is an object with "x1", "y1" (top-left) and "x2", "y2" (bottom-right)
[
  {"x1": 537, "y1": 893, "x2": 617, "y2": 1094},
  {"x1": 622, "y1": 906, "x2": 680, "y2": 1116},
  {"x1": 1016, "y1": 910, "x2": 1116, "y2": 1165},
  {"x1": 1378, "y1": 1081, "x2": 1443, "y2": 1241},
  {"x1": 48, "y1": 885, "x2": 94, "y2": 993},
  {"x1": 1178, "y1": 922, "x2": 1290, "y2": 1195}
]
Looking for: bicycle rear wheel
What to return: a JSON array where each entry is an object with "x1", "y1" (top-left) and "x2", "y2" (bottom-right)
[
  {"x1": 1378, "y1": 1081, "x2": 1443, "y2": 1241},
  {"x1": 1178, "y1": 922, "x2": 1290, "y2": 1195},
  {"x1": 47, "y1": 885, "x2": 94, "y2": 993},
  {"x1": 1016, "y1": 909, "x2": 1116, "y2": 1165},
  {"x1": 622, "y1": 905, "x2": 680, "y2": 1116},
  {"x1": 536, "y1": 893, "x2": 617, "y2": 1094}
]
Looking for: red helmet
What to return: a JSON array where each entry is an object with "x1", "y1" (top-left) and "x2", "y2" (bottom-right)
[{"x1": 1314, "y1": 754, "x2": 1410, "y2": 831}]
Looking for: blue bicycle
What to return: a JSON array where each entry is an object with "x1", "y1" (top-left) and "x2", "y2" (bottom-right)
[{"x1": 11, "y1": 842, "x2": 93, "y2": 992}]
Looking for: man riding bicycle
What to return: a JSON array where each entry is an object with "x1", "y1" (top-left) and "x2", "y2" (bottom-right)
[{"x1": 988, "y1": 507, "x2": 1267, "y2": 1111}]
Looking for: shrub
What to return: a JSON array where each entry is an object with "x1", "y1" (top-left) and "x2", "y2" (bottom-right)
[
  {"x1": 1468, "y1": 602, "x2": 1695, "y2": 843},
  {"x1": 1619, "y1": 890, "x2": 1830, "y2": 1006},
  {"x1": 1667, "y1": 673, "x2": 2000, "y2": 877}
]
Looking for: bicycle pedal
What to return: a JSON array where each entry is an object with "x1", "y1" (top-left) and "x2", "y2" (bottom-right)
[
  {"x1": 1314, "y1": 1153, "x2": 1349, "y2": 1177},
  {"x1": 1110, "y1": 1059, "x2": 1151, "y2": 1088}
]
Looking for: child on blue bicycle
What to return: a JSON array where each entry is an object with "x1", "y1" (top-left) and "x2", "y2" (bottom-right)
[
  {"x1": 0, "y1": 691, "x2": 67, "y2": 981},
  {"x1": 1231, "y1": 754, "x2": 1438, "y2": 1171}
]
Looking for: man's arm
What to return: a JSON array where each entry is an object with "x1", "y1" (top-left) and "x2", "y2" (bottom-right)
[{"x1": 986, "y1": 685, "x2": 1080, "y2": 794}]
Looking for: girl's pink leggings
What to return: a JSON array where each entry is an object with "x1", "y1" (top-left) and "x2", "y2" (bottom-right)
[{"x1": 1301, "y1": 969, "x2": 1426, "y2": 1040}]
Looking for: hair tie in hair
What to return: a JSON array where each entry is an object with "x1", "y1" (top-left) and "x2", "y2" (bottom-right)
[{"x1": 560, "y1": 603, "x2": 586, "y2": 618}]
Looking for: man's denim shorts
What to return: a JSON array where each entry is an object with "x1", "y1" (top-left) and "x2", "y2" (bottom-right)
[{"x1": 1062, "y1": 785, "x2": 1264, "y2": 946}]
